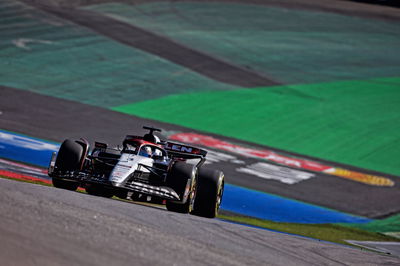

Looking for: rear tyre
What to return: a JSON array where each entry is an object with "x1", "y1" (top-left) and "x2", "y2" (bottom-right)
[
  {"x1": 193, "y1": 168, "x2": 224, "y2": 218},
  {"x1": 166, "y1": 162, "x2": 196, "y2": 214},
  {"x1": 85, "y1": 184, "x2": 114, "y2": 198},
  {"x1": 52, "y1": 139, "x2": 83, "y2": 191}
]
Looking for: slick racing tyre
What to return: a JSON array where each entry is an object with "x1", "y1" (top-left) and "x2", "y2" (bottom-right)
[
  {"x1": 52, "y1": 139, "x2": 83, "y2": 191},
  {"x1": 85, "y1": 184, "x2": 114, "y2": 198},
  {"x1": 193, "y1": 168, "x2": 224, "y2": 218},
  {"x1": 166, "y1": 162, "x2": 197, "y2": 214}
]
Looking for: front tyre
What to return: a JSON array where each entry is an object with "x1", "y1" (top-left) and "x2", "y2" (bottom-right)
[
  {"x1": 193, "y1": 168, "x2": 224, "y2": 218},
  {"x1": 166, "y1": 162, "x2": 197, "y2": 214},
  {"x1": 52, "y1": 139, "x2": 83, "y2": 191}
]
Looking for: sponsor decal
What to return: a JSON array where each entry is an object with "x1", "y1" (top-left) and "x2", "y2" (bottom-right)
[
  {"x1": 165, "y1": 142, "x2": 195, "y2": 153},
  {"x1": 169, "y1": 133, "x2": 394, "y2": 187},
  {"x1": 237, "y1": 163, "x2": 315, "y2": 185},
  {"x1": 205, "y1": 150, "x2": 245, "y2": 165},
  {"x1": 325, "y1": 168, "x2": 394, "y2": 187},
  {"x1": 199, "y1": 150, "x2": 313, "y2": 185},
  {"x1": 170, "y1": 133, "x2": 330, "y2": 171}
]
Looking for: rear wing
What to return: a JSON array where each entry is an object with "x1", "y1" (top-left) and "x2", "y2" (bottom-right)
[{"x1": 163, "y1": 141, "x2": 207, "y2": 161}]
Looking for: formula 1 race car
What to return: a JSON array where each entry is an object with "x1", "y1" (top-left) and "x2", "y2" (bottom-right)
[{"x1": 48, "y1": 126, "x2": 224, "y2": 218}]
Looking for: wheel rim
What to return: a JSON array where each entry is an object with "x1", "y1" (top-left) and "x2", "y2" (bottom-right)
[
  {"x1": 189, "y1": 176, "x2": 197, "y2": 213},
  {"x1": 215, "y1": 176, "x2": 224, "y2": 214}
]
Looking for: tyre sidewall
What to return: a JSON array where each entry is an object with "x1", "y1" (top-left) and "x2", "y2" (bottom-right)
[
  {"x1": 193, "y1": 168, "x2": 224, "y2": 218},
  {"x1": 166, "y1": 161, "x2": 197, "y2": 213},
  {"x1": 55, "y1": 139, "x2": 84, "y2": 171}
]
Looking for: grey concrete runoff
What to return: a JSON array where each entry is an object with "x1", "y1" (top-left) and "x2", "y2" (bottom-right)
[
  {"x1": 0, "y1": 178, "x2": 399, "y2": 266},
  {"x1": 346, "y1": 240, "x2": 400, "y2": 258}
]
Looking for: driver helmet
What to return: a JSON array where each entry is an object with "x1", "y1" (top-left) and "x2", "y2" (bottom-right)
[{"x1": 139, "y1": 146, "x2": 152, "y2": 157}]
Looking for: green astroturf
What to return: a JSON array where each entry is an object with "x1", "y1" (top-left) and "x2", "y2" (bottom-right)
[
  {"x1": 113, "y1": 77, "x2": 400, "y2": 177},
  {"x1": 85, "y1": 2, "x2": 400, "y2": 85},
  {"x1": 343, "y1": 214, "x2": 400, "y2": 234},
  {"x1": 0, "y1": 0, "x2": 237, "y2": 107}
]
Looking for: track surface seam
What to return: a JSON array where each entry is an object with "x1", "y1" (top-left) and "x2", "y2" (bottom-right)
[{"x1": 29, "y1": 3, "x2": 279, "y2": 87}]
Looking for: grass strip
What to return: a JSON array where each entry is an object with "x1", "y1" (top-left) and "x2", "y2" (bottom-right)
[{"x1": 217, "y1": 213, "x2": 399, "y2": 247}]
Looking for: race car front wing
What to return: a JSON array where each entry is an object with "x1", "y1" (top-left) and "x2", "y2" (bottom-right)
[{"x1": 50, "y1": 169, "x2": 180, "y2": 201}]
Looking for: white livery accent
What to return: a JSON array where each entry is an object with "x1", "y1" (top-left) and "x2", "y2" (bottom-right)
[{"x1": 110, "y1": 153, "x2": 155, "y2": 186}]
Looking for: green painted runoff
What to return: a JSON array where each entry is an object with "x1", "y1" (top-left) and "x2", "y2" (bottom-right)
[
  {"x1": 343, "y1": 214, "x2": 400, "y2": 235},
  {"x1": 113, "y1": 77, "x2": 400, "y2": 177}
]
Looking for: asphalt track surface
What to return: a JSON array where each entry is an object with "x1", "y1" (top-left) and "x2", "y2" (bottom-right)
[
  {"x1": 1, "y1": 178, "x2": 399, "y2": 265},
  {"x1": 2, "y1": 85, "x2": 400, "y2": 218}
]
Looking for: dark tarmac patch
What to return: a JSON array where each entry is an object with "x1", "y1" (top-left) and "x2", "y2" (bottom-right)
[
  {"x1": 23, "y1": 1, "x2": 278, "y2": 88},
  {"x1": 20, "y1": 0, "x2": 399, "y2": 90}
]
